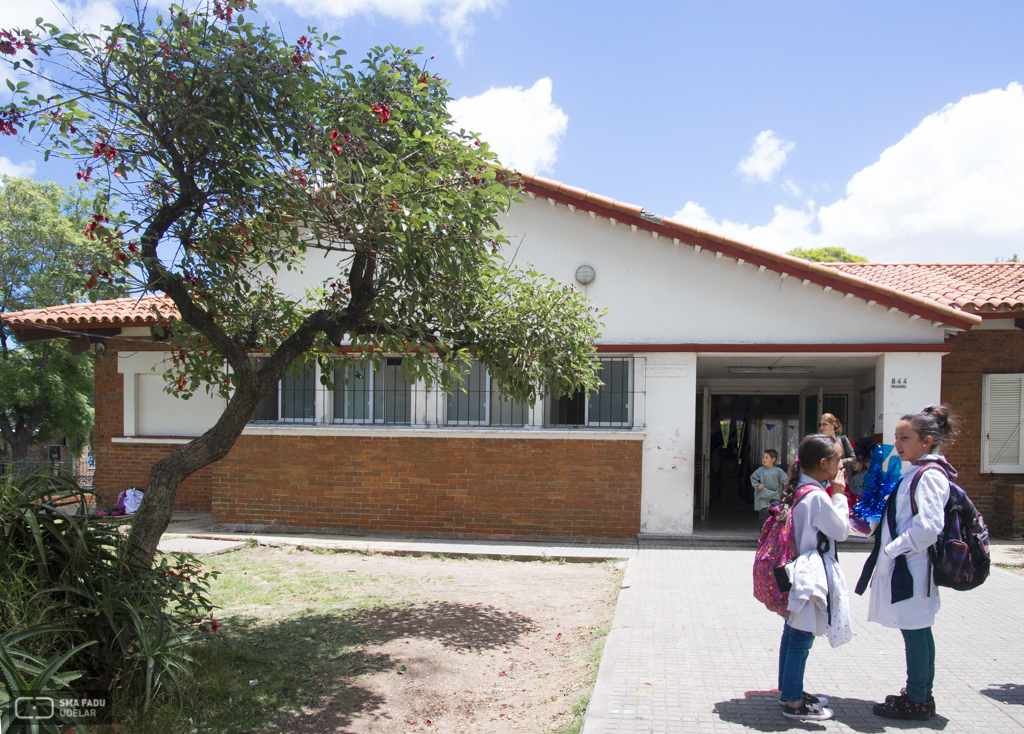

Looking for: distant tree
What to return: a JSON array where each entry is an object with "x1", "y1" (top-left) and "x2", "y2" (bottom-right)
[
  {"x1": 786, "y1": 247, "x2": 868, "y2": 263},
  {"x1": 0, "y1": 176, "x2": 114, "y2": 462}
]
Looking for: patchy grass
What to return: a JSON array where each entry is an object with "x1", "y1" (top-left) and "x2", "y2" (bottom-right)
[{"x1": 119, "y1": 547, "x2": 625, "y2": 734}]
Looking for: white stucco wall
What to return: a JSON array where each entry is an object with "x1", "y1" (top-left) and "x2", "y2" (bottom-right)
[
  {"x1": 118, "y1": 352, "x2": 226, "y2": 436},
  {"x1": 875, "y1": 352, "x2": 943, "y2": 442},
  {"x1": 503, "y1": 199, "x2": 945, "y2": 346},
  {"x1": 638, "y1": 353, "x2": 698, "y2": 535}
]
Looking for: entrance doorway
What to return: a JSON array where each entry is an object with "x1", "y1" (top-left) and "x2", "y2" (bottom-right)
[{"x1": 695, "y1": 394, "x2": 800, "y2": 530}]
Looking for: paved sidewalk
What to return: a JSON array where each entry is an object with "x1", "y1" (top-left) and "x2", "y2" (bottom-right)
[
  {"x1": 584, "y1": 544, "x2": 1024, "y2": 734},
  {"x1": 161, "y1": 512, "x2": 639, "y2": 561}
]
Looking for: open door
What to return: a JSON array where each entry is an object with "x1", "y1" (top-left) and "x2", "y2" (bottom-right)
[
  {"x1": 701, "y1": 387, "x2": 711, "y2": 521},
  {"x1": 799, "y1": 388, "x2": 823, "y2": 437}
]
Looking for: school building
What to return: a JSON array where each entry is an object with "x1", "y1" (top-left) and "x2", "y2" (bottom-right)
[{"x1": 5, "y1": 173, "x2": 1024, "y2": 538}]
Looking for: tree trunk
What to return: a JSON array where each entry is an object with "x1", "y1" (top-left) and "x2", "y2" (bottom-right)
[{"x1": 125, "y1": 378, "x2": 267, "y2": 568}]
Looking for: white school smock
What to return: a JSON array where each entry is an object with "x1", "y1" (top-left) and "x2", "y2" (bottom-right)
[
  {"x1": 786, "y1": 474, "x2": 851, "y2": 635},
  {"x1": 866, "y1": 454, "x2": 950, "y2": 630}
]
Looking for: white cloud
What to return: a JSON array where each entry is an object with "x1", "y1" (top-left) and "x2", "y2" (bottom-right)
[
  {"x1": 674, "y1": 83, "x2": 1024, "y2": 263},
  {"x1": 448, "y1": 77, "x2": 568, "y2": 175},
  {"x1": 266, "y1": 0, "x2": 501, "y2": 58},
  {"x1": 737, "y1": 129, "x2": 795, "y2": 183},
  {"x1": 0, "y1": 156, "x2": 36, "y2": 177},
  {"x1": 0, "y1": 0, "x2": 123, "y2": 32}
]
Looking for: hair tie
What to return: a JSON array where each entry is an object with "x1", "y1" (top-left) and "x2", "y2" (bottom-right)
[{"x1": 794, "y1": 458, "x2": 801, "y2": 465}]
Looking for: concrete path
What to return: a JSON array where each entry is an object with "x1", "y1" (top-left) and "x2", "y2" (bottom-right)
[
  {"x1": 583, "y1": 543, "x2": 1024, "y2": 734},
  {"x1": 156, "y1": 537, "x2": 246, "y2": 556}
]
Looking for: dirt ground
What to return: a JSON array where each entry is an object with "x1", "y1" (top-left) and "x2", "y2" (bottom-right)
[{"x1": 213, "y1": 548, "x2": 625, "y2": 734}]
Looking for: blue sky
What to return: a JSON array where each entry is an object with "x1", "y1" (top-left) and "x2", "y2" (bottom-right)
[{"x1": 2, "y1": 0, "x2": 1023, "y2": 262}]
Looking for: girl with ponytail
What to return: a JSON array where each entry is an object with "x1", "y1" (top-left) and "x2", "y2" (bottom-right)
[
  {"x1": 856, "y1": 404, "x2": 959, "y2": 722},
  {"x1": 774, "y1": 433, "x2": 851, "y2": 721}
]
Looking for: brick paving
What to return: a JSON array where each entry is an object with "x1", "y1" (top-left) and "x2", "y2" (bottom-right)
[{"x1": 583, "y1": 543, "x2": 1024, "y2": 734}]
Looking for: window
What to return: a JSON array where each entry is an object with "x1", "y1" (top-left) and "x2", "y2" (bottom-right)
[
  {"x1": 446, "y1": 361, "x2": 529, "y2": 426},
  {"x1": 822, "y1": 394, "x2": 849, "y2": 433},
  {"x1": 548, "y1": 357, "x2": 633, "y2": 428},
  {"x1": 982, "y1": 373, "x2": 1024, "y2": 473},
  {"x1": 249, "y1": 357, "x2": 316, "y2": 423},
  {"x1": 334, "y1": 357, "x2": 412, "y2": 424}
]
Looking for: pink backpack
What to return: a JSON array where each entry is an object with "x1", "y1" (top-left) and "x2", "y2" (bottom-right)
[{"x1": 753, "y1": 484, "x2": 820, "y2": 613}]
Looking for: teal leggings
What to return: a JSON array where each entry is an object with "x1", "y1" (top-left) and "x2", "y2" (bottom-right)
[{"x1": 901, "y1": 628, "x2": 935, "y2": 703}]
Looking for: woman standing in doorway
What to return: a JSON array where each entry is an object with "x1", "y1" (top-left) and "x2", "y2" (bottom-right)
[{"x1": 819, "y1": 413, "x2": 855, "y2": 496}]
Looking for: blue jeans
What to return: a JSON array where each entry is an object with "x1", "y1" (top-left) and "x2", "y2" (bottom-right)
[
  {"x1": 778, "y1": 623, "x2": 815, "y2": 703},
  {"x1": 901, "y1": 628, "x2": 935, "y2": 703}
]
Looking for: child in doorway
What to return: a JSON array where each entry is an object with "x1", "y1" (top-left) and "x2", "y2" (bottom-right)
[{"x1": 751, "y1": 449, "x2": 788, "y2": 524}]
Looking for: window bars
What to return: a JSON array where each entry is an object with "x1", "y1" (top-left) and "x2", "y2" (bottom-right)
[{"x1": 248, "y1": 355, "x2": 645, "y2": 430}]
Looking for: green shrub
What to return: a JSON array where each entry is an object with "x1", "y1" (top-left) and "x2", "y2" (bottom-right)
[{"x1": 0, "y1": 469, "x2": 219, "y2": 723}]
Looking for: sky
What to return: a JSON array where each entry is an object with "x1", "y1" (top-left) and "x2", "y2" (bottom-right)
[{"x1": 1, "y1": 0, "x2": 1023, "y2": 263}]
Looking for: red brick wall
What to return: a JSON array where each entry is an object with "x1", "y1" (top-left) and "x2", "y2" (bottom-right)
[
  {"x1": 211, "y1": 434, "x2": 642, "y2": 539},
  {"x1": 95, "y1": 346, "x2": 642, "y2": 537},
  {"x1": 942, "y1": 327, "x2": 1024, "y2": 537}
]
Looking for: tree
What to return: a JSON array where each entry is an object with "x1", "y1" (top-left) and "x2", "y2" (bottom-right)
[
  {"x1": 786, "y1": 247, "x2": 868, "y2": 263},
  {"x1": 1, "y1": 3, "x2": 603, "y2": 567},
  {"x1": 0, "y1": 176, "x2": 109, "y2": 463}
]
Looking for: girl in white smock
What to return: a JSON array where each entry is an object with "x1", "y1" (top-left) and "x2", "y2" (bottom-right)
[
  {"x1": 775, "y1": 434, "x2": 851, "y2": 722},
  {"x1": 855, "y1": 404, "x2": 958, "y2": 722}
]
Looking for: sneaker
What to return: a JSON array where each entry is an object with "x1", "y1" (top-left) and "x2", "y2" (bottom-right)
[
  {"x1": 873, "y1": 691, "x2": 933, "y2": 721},
  {"x1": 882, "y1": 689, "x2": 935, "y2": 715},
  {"x1": 778, "y1": 692, "x2": 829, "y2": 707},
  {"x1": 782, "y1": 703, "x2": 833, "y2": 721}
]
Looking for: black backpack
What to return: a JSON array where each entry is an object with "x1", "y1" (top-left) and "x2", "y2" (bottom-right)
[{"x1": 909, "y1": 463, "x2": 990, "y2": 591}]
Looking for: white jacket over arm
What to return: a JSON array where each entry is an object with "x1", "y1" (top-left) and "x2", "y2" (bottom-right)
[
  {"x1": 786, "y1": 475, "x2": 851, "y2": 635},
  {"x1": 866, "y1": 455, "x2": 950, "y2": 630}
]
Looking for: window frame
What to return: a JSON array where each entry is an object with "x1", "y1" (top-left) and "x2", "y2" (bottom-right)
[
  {"x1": 332, "y1": 356, "x2": 413, "y2": 426},
  {"x1": 444, "y1": 360, "x2": 529, "y2": 427},
  {"x1": 546, "y1": 356, "x2": 634, "y2": 429},
  {"x1": 981, "y1": 373, "x2": 1024, "y2": 473}
]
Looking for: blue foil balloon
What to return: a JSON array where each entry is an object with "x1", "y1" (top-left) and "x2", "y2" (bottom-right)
[{"x1": 850, "y1": 444, "x2": 902, "y2": 535}]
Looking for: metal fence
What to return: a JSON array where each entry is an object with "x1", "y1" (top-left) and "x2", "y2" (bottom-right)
[
  {"x1": 0, "y1": 456, "x2": 95, "y2": 489},
  {"x1": 247, "y1": 355, "x2": 647, "y2": 430}
]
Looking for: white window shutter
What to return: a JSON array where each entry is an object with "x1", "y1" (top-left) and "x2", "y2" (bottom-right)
[{"x1": 983, "y1": 373, "x2": 1024, "y2": 473}]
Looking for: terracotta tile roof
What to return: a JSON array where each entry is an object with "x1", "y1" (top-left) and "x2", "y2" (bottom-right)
[
  {"x1": 823, "y1": 263, "x2": 1024, "y2": 315},
  {"x1": 3, "y1": 295, "x2": 179, "y2": 333},
  {"x1": 514, "y1": 171, "x2": 982, "y2": 329}
]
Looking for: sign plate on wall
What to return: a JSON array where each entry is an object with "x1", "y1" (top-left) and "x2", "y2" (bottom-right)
[
  {"x1": 645, "y1": 365, "x2": 688, "y2": 378},
  {"x1": 890, "y1": 378, "x2": 908, "y2": 389}
]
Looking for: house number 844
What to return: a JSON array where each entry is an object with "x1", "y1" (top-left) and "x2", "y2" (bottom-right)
[{"x1": 891, "y1": 378, "x2": 908, "y2": 389}]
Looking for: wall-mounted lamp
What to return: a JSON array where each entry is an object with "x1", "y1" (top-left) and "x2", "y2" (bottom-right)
[
  {"x1": 728, "y1": 365, "x2": 815, "y2": 374},
  {"x1": 575, "y1": 264, "x2": 596, "y2": 286}
]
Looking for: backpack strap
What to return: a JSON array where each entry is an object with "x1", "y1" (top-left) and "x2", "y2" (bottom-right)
[
  {"x1": 907, "y1": 462, "x2": 948, "y2": 516},
  {"x1": 907, "y1": 461, "x2": 950, "y2": 598}
]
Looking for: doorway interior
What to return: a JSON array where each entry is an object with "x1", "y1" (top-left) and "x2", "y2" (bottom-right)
[{"x1": 694, "y1": 393, "x2": 801, "y2": 530}]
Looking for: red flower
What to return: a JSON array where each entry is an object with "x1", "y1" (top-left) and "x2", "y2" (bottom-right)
[
  {"x1": 372, "y1": 104, "x2": 391, "y2": 125},
  {"x1": 331, "y1": 143, "x2": 342, "y2": 155},
  {"x1": 115, "y1": 252, "x2": 127, "y2": 262},
  {"x1": 330, "y1": 130, "x2": 340, "y2": 141},
  {"x1": 390, "y1": 201, "x2": 398, "y2": 212}
]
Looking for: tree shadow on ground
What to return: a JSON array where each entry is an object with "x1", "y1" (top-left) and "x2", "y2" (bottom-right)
[
  {"x1": 194, "y1": 601, "x2": 535, "y2": 733},
  {"x1": 713, "y1": 691, "x2": 949, "y2": 733},
  {"x1": 346, "y1": 600, "x2": 537, "y2": 650},
  {"x1": 980, "y1": 683, "x2": 1024, "y2": 705}
]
